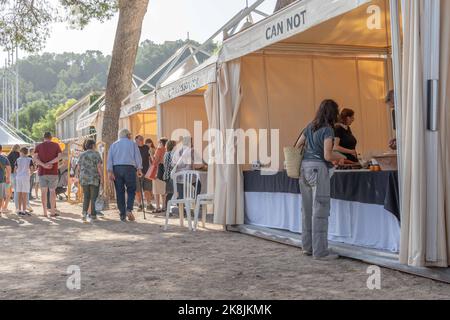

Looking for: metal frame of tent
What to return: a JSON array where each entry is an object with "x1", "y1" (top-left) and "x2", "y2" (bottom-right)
[{"x1": 122, "y1": 0, "x2": 272, "y2": 109}]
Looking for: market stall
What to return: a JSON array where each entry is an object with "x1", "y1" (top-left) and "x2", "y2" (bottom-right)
[
  {"x1": 215, "y1": 0, "x2": 400, "y2": 251},
  {"x1": 157, "y1": 56, "x2": 216, "y2": 145},
  {"x1": 120, "y1": 92, "x2": 158, "y2": 142},
  {"x1": 156, "y1": 55, "x2": 218, "y2": 194},
  {"x1": 119, "y1": 43, "x2": 211, "y2": 143}
]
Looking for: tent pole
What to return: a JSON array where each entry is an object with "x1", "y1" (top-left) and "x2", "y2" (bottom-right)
[
  {"x1": 156, "y1": 103, "x2": 162, "y2": 139},
  {"x1": 15, "y1": 45, "x2": 19, "y2": 129},
  {"x1": 422, "y1": 0, "x2": 441, "y2": 263},
  {"x1": 389, "y1": 0, "x2": 403, "y2": 224}
]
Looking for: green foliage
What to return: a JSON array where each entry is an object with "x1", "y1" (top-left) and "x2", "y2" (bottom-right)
[
  {"x1": 18, "y1": 99, "x2": 50, "y2": 136},
  {"x1": 0, "y1": 0, "x2": 54, "y2": 52},
  {"x1": 4, "y1": 39, "x2": 216, "y2": 139},
  {"x1": 60, "y1": 0, "x2": 118, "y2": 29},
  {"x1": 17, "y1": 50, "x2": 110, "y2": 107},
  {"x1": 29, "y1": 98, "x2": 76, "y2": 141},
  {"x1": 0, "y1": 1, "x2": 117, "y2": 53}
]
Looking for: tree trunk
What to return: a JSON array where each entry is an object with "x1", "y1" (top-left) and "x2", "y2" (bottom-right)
[
  {"x1": 101, "y1": 0, "x2": 149, "y2": 198},
  {"x1": 102, "y1": 0, "x2": 149, "y2": 147},
  {"x1": 274, "y1": 0, "x2": 297, "y2": 12}
]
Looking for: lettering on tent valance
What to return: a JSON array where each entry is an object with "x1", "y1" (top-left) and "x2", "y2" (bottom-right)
[
  {"x1": 157, "y1": 63, "x2": 216, "y2": 104},
  {"x1": 76, "y1": 112, "x2": 98, "y2": 131},
  {"x1": 265, "y1": 9, "x2": 307, "y2": 41},
  {"x1": 120, "y1": 93, "x2": 156, "y2": 118},
  {"x1": 220, "y1": 0, "x2": 371, "y2": 62}
]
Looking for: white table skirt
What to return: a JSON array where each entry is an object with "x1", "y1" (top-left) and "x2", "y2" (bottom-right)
[{"x1": 244, "y1": 192, "x2": 401, "y2": 252}]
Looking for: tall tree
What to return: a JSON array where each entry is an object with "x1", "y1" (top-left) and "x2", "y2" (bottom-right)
[
  {"x1": 274, "y1": 0, "x2": 297, "y2": 12},
  {"x1": 1, "y1": 0, "x2": 148, "y2": 148},
  {"x1": 101, "y1": 0, "x2": 149, "y2": 147}
]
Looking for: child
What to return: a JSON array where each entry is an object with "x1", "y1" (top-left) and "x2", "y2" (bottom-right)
[
  {"x1": 0, "y1": 144, "x2": 12, "y2": 216},
  {"x1": 15, "y1": 147, "x2": 33, "y2": 216}
]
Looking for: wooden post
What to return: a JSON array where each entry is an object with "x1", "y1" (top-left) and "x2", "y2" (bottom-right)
[{"x1": 67, "y1": 143, "x2": 73, "y2": 204}]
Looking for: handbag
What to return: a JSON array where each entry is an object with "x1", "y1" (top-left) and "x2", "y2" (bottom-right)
[
  {"x1": 284, "y1": 128, "x2": 307, "y2": 179},
  {"x1": 95, "y1": 186, "x2": 107, "y2": 211}
]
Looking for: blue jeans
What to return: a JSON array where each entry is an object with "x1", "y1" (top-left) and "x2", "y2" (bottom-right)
[{"x1": 113, "y1": 166, "x2": 137, "y2": 218}]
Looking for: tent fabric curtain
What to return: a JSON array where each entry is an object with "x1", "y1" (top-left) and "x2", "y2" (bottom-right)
[
  {"x1": 399, "y1": 0, "x2": 449, "y2": 267},
  {"x1": 398, "y1": 0, "x2": 428, "y2": 267},
  {"x1": 214, "y1": 60, "x2": 245, "y2": 226},
  {"x1": 204, "y1": 83, "x2": 219, "y2": 194},
  {"x1": 439, "y1": 0, "x2": 450, "y2": 266},
  {"x1": 160, "y1": 96, "x2": 209, "y2": 140}
]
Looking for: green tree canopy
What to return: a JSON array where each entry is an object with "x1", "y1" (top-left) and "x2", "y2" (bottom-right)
[{"x1": 30, "y1": 98, "x2": 76, "y2": 141}]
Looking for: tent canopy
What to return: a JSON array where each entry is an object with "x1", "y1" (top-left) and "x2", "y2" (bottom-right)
[
  {"x1": 220, "y1": 0, "x2": 391, "y2": 62},
  {"x1": 119, "y1": 43, "x2": 210, "y2": 118},
  {"x1": 120, "y1": 92, "x2": 156, "y2": 119},
  {"x1": 157, "y1": 55, "x2": 218, "y2": 104},
  {"x1": 0, "y1": 124, "x2": 30, "y2": 147},
  {"x1": 218, "y1": 0, "x2": 394, "y2": 169}
]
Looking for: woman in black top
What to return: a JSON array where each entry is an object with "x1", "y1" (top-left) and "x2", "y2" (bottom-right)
[{"x1": 334, "y1": 108, "x2": 358, "y2": 163}]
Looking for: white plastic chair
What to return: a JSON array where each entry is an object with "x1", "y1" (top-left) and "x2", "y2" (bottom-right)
[
  {"x1": 194, "y1": 194, "x2": 214, "y2": 231},
  {"x1": 164, "y1": 170, "x2": 200, "y2": 231}
]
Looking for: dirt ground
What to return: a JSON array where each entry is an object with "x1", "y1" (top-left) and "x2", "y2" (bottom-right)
[{"x1": 1, "y1": 198, "x2": 450, "y2": 300}]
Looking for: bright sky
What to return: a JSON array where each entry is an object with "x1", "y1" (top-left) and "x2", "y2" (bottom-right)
[{"x1": 37, "y1": 0, "x2": 276, "y2": 57}]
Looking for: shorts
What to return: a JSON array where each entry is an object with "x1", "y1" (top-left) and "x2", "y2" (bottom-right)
[
  {"x1": 39, "y1": 175, "x2": 58, "y2": 190},
  {"x1": 136, "y1": 176, "x2": 152, "y2": 193},
  {"x1": 0, "y1": 183, "x2": 6, "y2": 199},
  {"x1": 15, "y1": 177, "x2": 30, "y2": 193}
]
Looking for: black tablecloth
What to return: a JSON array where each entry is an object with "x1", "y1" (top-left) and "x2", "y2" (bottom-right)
[{"x1": 243, "y1": 170, "x2": 400, "y2": 221}]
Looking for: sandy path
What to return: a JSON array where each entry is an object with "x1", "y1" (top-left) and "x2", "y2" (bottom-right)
[{"x1": 1, "y1": 199, "x2": 449, "y2": 300}]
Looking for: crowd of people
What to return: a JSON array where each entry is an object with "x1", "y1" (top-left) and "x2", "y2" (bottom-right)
[
  {"x1": 104, "y1": 128, "x2": 205, "y2": 223},
  {"x1": 0, "y1": 129, "x2": 206, "y2": 223},
  {"x1": 0, "y1": 132, "x2": 63, "y2": 217}
]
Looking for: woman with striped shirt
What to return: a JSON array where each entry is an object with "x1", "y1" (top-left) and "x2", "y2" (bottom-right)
[{"x1": 163, "y1": 140, "x2": 176, "y2": 211}]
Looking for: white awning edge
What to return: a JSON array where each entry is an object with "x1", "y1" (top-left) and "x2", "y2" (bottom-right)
[
  {"x1": 120, "y1": 92, "x2": 156, "y2": 118},
  {"x1": 157, "y1": 56, "x2": 218, "y2": 104},
  {"x1": 219, "y1": 0, "x2": 371, "y2": 62},
  {"x1": 76, "y1": 111, "x2": 99, "y2": 132}
]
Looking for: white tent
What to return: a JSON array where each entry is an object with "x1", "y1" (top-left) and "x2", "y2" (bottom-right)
[
  {"x1": 152, "y1": 2, "x2": 274, "y2": 196},
  {"x1": 155, "y1": 54, "x2": 218, "y2": 194},
  {"x1": 77, "y1": 75, "x2": 153, "y2": 141},
  {"x1": 157, "y1": 55, "x2": 218, "y2": 105},
  {"x1": 0, "y1": 120, "x2": 31, "y2": 147},
  {"x1": 215, "y1": 0, "x2": 450, "y2": 267},
  {"x1": 216, "y1": 0, "x2": 393, "y2": 225},
  {"x1": 116, "y1": 43, "x2": 210, "y2": 143}
]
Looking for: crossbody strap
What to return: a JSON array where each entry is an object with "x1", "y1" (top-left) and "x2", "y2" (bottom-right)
[{"x1": 294, "y1": 127, "x2": 308, "y2": 148}]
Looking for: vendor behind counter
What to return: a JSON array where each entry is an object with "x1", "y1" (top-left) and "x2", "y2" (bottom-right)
[{"x1": 333, "y1": 108, "x2": 358, "y2": 163}]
